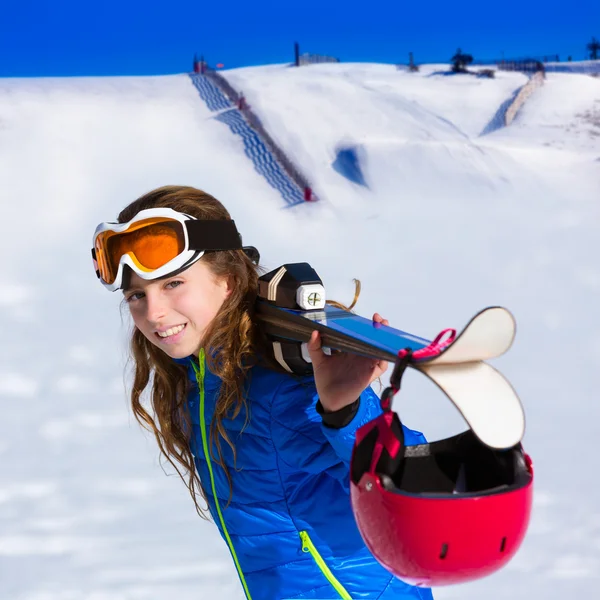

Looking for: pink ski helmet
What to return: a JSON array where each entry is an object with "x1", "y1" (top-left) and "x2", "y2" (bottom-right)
[{"x1": 350, "y1": 409, "x2": 533, "y2": 587}]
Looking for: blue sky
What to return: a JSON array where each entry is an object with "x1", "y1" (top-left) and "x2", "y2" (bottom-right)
[{"x1": 2, "y1": 0, "x2": 599, "y2": 77}]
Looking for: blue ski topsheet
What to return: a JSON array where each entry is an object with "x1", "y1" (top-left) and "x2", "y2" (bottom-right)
[{"x1": 276, "y1": 305, "x2": 431, "y2": 356}]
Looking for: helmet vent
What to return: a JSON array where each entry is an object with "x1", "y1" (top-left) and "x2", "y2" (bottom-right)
[
  {"x1": 439, "y1": 543, "x2": 449, "y2": 559},
  {"x1": 500, "y1": 537, "x2": 507, "y2": 553}
]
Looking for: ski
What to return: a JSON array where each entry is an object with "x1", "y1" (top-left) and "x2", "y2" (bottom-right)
[
  {"x1": 255, "y1": 300, "x2": 431, "y2": 361},
  {"x1": 255, "y1": 263, "x2": 525, "y2": 449}
]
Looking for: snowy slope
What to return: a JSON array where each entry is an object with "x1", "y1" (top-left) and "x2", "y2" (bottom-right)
[
  {"x1": 224, "y1": 63, "x2": 531, "y2": 210},
  {"x1": 1, "y1": 64, "x2": 599, "y2": 600},
  {"x1": 491, "y1": 72, "x2": 600, "y2": 153}
]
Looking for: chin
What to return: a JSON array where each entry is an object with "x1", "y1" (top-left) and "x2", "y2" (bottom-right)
[{"x1": 161, "y1": 345, "x2": 193, "y2": 360}]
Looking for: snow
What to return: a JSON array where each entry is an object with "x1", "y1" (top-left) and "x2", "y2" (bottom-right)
[{"x1": 1, "y1": 62, "x2": 599, "y2": 599}]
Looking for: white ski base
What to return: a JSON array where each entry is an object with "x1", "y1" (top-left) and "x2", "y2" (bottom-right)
[{"x1": 418, "y1": 361, "x2": 524, "y2": 449}]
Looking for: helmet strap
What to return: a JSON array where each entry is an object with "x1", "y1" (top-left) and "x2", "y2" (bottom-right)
[{"x1": 380, "y1": 348, "x2": 413, "y2": 411}]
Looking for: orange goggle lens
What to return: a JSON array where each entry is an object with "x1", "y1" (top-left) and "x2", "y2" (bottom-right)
[{"x1": 94, "y1": 218, "x2": 185, "y2": 285}]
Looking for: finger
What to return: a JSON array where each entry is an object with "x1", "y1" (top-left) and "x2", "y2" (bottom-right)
[
  {"x1": 306, "y1": 330, "x2": 327, "y2": 367},
  {"x1": 307, "y1": 330, "x2": 321, "y2": 351},
  {"x1": 373, "y1": 313, "x2": 389, "y2": 326},
  {"x1": 368, "y1": 360, "x2": 389, "y2": 385}
]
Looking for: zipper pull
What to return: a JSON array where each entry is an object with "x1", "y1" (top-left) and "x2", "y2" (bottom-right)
[{"x1": 300, "y1": 531, "x2": 310, "y2": 553}]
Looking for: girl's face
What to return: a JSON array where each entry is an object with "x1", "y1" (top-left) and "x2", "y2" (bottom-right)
[{"x1": 124, "y1": 260, "x2": 232, "y2": 359}]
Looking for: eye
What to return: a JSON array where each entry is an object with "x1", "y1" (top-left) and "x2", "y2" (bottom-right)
[
  {"x1": 125, "y1": 291, "x2": 145, "y2": 303},
  {"x1": 166, "y1": 280, "x2": 183, "y2": 290}
]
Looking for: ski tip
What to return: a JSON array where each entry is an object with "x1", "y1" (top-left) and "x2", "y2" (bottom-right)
[{"x1": 424, "y1": 306, "x2": 517, "y2": 365}]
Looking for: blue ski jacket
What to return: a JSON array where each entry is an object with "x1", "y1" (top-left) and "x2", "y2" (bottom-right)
[{"x1": 176, "y1": 350, "x2": 434, "y2": 600}]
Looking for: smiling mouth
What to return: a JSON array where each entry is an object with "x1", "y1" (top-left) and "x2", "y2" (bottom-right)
[{"x1": 155, "y1": 323, "x2": 187, "y2": 339}]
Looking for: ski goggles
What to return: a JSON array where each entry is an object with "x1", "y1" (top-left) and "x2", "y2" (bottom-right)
[{"x1": 92, "y1": 208, "x2": 246, "y2": 291}]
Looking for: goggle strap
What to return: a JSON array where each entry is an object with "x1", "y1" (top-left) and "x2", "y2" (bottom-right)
[{"x1": 186, "y1": 219, "x2": 243, "y2": 251}]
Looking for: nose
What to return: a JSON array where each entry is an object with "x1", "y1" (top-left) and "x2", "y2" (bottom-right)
[{"x1": 144, "y1": 289, "x2": 169, "y2": 325}]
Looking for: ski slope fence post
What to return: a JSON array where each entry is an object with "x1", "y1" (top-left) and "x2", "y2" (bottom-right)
[
  {"x1": 504, "y1": 71, "x2": 545, "y2": 126},
  {"x1": 204, "y1": 69, "x2": 317, "y2": 202}
]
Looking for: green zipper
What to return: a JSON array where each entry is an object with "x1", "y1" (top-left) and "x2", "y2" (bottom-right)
[
  {"x1": 192, "y1": 350, "x2": 253, "y2": 600},
  {"x1": 300, "y1": 531, "x2": 352, "y2": 599}
]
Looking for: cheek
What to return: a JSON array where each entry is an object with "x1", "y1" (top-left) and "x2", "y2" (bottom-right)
[
  {"x1": 195, "y1": 302, "x2": 222, "y2": 326},
  {"x1": 188, "y1": 294, "x2": 227, "y2": 328},
  {"x1": 128, "y1": 305, "x2": 157, "y2": 341},
  {"x1": 130, "y1": 312, "x2": 155, "y2": 342}
]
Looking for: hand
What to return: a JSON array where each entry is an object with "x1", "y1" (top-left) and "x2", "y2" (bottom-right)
[{"x1": 307, "y1": 313, "x2": 390, "y2": 413}]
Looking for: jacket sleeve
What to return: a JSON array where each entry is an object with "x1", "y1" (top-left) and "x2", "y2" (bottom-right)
[
  {"x1": 317, "y1": 385, "x2": 386, "y2": 464},
  {"x1": 269, "y1": 376, "x2": 426, "y2": 482}
]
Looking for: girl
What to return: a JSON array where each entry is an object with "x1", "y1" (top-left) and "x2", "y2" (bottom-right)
[{"x1": 92, "y1": 185, "x2": 433, "y2": 600}]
